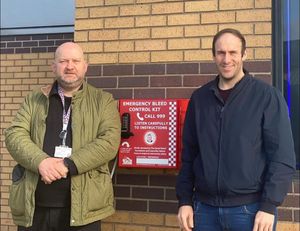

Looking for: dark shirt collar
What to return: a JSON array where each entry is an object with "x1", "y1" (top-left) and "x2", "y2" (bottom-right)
[
  {"x1": 49, "y1": 81, "x2": 83, "y2": 97},
  {"x1": 211, "y1": 68, "x2": 249, "y2": 91}
]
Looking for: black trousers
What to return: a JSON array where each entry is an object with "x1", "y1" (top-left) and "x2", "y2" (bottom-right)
[{"x1": 18, "y1": 207, "x2": 101, "y2": 231}]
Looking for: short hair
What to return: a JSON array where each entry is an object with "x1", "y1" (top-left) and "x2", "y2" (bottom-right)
[{"x1": 212, "y1": 28, "x2": 246, "y2": 57}]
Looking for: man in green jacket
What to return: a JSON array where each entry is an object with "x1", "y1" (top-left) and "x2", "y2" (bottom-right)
[{"x1": 5, "y1": 42, "x2": 121, "y2": 231}]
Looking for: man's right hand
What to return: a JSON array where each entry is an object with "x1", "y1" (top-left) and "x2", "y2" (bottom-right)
[
  {"x1": 38, "y1": 158, "x2": 68, "y2": 184},
  {"x1": 177, "y1": 205, "x2": 194, "y2": 231}
]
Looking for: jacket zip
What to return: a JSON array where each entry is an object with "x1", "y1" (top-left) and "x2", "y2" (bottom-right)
[{"x1": 217, "y1": 104, "x2": 225, "y2": 204}]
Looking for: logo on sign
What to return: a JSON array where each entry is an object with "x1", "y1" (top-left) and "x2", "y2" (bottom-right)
[
  {"x1": 144, "y1": 131, "x2": 156, "y2": 145},
  {"x1": 122, "y1": 157, "x2": 133, "y2": 165},
  {"x1": 121, "y1": 141, "x2": 130, "y2": 147}
]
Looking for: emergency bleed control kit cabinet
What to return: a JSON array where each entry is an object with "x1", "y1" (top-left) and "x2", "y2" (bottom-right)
[{"x1": 118, "y1": 99, "x2": 188, "y2": 169}]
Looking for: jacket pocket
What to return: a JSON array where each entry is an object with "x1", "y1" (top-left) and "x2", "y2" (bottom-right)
[
  {"x1": 9, "y1": 166, "x2": 26, "y2": 216},
  {"x1": 12, "y1": 164, "x2": 25, "y2": 182},
  {"x1": 84, "y1": 169, "x2": 113, "y2": 212}
]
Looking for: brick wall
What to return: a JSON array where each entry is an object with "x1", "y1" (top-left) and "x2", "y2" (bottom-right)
[
  {"x1": 0, "y1": 33, "x2": 74, "y2": 54},
  {"x1": 1, "y1": 0, "x2": 299, "y2": 230},
  {"x1": 0, "y1": 33, "x2": 74, "y2": 230},
  {"x1": 85, "y1": 61, "x2": 271, "y2": 99},
  {"x1": 75, "y1": 0, "x2": 272, "y2": 64}
]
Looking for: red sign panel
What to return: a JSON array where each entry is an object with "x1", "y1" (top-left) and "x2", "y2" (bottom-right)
[
  {"x1": 118, "y1": 99, "x2": 179, "y2": 168},
  {"x1": 177, "y1": 99, "x2": 189, "y2": 169}
]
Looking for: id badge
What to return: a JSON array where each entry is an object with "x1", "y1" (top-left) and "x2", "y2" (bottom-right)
[{"x1": 54, "y1": 146, "x2": 72, "y2": 158}]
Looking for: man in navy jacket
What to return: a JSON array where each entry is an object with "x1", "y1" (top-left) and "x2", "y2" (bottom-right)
[{"x1": 176, "y1": 28, "x2": 295, "y2": 231}]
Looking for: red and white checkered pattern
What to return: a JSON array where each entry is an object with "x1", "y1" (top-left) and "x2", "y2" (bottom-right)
[{"x1": 168, "y1": 101, "x2": 177, "y2": 166}]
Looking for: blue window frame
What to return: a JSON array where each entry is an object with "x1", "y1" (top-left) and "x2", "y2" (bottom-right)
[{"x1": 272, "y1": 0, "x2": 300, "y2": 169}]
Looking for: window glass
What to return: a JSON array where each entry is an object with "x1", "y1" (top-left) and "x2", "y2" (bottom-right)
[{"x1": 0, "y1": 0, "x2": 74, "y2": 35}]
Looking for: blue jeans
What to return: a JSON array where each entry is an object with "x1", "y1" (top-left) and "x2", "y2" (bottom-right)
[{"x1": 193, "y1": 201, "x2": 277, "y2": 231}]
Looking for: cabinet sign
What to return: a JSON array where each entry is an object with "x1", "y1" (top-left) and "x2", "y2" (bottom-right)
[{"x1": 118, "y1": 99, "x2": 179, "y2": 168}]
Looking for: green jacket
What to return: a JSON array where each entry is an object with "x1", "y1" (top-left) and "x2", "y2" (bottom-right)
[{"x1": 5, "y1": 81, "x2": 121, "y2": 227}]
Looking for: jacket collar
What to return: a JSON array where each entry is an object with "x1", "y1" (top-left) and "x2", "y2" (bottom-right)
[
  {"x1": 210, "y1": 69, "x2": 250, "y2": 91},
  {"x1": 41, "y1": 84, "x2": 53, "y2": 97},
  {"x1": 210, "y1": 69, "x2": 252, "y2": 103}
]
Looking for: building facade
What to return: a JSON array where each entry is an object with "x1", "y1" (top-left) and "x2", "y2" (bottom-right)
[{"x1": 1, "y1": 0, "x2": 299, "y2": 230}]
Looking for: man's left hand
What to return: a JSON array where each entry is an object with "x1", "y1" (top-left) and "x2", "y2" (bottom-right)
[{"x1": 253, "y1": 211, "x2": 275, "y2": 231}]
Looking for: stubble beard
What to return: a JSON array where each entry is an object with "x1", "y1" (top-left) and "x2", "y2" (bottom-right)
[{"x1": 57, "y1": 77, "x2": 83, "y2": 92}]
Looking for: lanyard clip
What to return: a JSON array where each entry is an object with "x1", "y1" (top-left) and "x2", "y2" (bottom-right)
[{"x1": 59, "y1": 130, "x2": 67, "y2": 146}]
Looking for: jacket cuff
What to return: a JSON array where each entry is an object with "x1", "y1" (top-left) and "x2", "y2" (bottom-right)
[
  {"x1": 63, "y1": 158, "x2": 78, "y2": 176},
  {"x1": 259, "y1": 201, "x2": 277, "y2": 215},
  {"x1": 178, "y1": 199, "x2": 193, "y2": 208}
]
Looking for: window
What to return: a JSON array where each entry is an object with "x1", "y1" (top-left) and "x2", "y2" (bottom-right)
[
  {"x1": 0, "y1": 0, "x2": 74, "y2": 35},
  {"x1": 272, "y1": 0, "x2": 300, "y2": 169}
]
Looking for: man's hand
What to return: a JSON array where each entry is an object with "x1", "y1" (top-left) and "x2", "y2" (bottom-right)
[
  {"x1": 253, "y1": 211, "x2": 275, "y2": 231},
  {"x1": 177, "y1": 205, "x2": 194, "y2": 231},
  {"x1": 38, "y1": 158, "x2": 68, "y2": 184}
]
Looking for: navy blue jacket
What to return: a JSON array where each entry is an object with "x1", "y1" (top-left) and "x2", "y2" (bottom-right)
[{"x1": 176, "y1": 73, "x2": 296, "y2": 214}]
